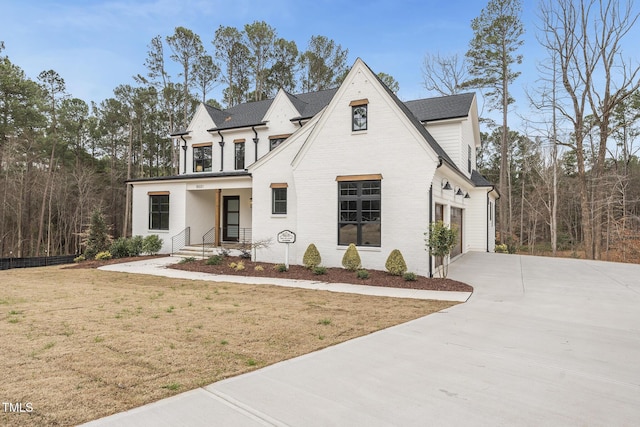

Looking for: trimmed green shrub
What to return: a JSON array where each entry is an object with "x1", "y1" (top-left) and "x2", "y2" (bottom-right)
[
  {"x1": 403, "y1": 272, "x2": 417, "y2": 281},
  {"x1": 74, "y1": 255, "x2": 86, "y2": 263},
  {"x1": 312, "y1": 266, "x2": 327, "y2": 275},
  {"x1": 341, "y1": 243, "x2": 362, "y2": 271},
  {"x1": 385, "y1": 249, "x2": 407, "y2": 276},
  {"x1": 494, "y1": 243, "x2": 508, "y2": 253},
  {"x1": 274, "y1": 263, "x2": 288, "y2": 272},
  {"x1": 109, "y1": 237, "x2": 131, "y2": 259},
  {"x1": 303, "y1": 243, "x2": 322, "y2": 269},
  {"x1": 356, "y1": 269, "x2": 369, "y2": 279},
  {"x1": 129, "y1": 235, "x2": 144, "y2": 256},
  {"x1": 142, "y1": 234, "x2": 163, "y2": 255},
  {"x1": 178, "y1": 257, "x2": 196, "y2": 264},
  {"x1": 206, "y1": 255, "x2": 223, "y2": 265},
  {"x1": 95, "y1": 251, "x2": 112, "y2": 261}
]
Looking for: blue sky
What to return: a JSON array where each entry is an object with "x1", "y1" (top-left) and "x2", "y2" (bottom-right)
[{"x1": 2, "y1": 0, "x2": 637, "y2": 125}]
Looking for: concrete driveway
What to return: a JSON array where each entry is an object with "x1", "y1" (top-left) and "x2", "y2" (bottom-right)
[{"x1": 84, "y1": 252, "x2": 640, "y2": 426}]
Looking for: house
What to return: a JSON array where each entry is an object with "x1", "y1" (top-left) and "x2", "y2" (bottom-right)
[{"x1": 129, "y1": 58, "x2": 498, "y2": 277}]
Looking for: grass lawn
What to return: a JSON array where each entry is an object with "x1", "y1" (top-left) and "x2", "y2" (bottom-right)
[{"x1": 0, "y1": 265, "x2": 459, "y2": 426}]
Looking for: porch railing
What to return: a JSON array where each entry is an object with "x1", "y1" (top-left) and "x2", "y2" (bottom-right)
[
  {"x1": 171, "y1": 227, "x2": 190, "y2": 255},
  {"x1": 200, "y1": 227, "x2": 253, "y2": 256}
]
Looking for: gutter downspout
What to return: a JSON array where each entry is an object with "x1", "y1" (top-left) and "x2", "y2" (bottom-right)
[
  {"x1": 252, "y1": 126, "x2": 259, "y2": 163},
  {"x1": 217, "y1": 131, "x2": 225, "y2": 172},
  {"x1": 180, "y1": 135, "x2": 188, "y2": 175}
]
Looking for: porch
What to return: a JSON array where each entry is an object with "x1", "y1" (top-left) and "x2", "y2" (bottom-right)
[{"x1": 171, "y1": 176, "x2": 253, "y2": 256}]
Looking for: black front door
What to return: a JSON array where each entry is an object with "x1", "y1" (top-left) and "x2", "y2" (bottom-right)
[{"x1": 223, "y1": 196, "x2": 240, "y2": 242}]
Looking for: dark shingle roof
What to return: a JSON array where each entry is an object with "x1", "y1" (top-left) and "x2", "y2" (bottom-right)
[
  {"x1": 405, "y1": 93, "x2": 475, "y2": 122},
  {"x1": 207, "y1": 88, "x2": 339, "y2": 131},
  {"x1": 471, "y1": 170, "x2": 493, "y2": 187}
]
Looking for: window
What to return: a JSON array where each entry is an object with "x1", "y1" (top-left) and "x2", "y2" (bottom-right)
[
  {"x1": 468, "y1": 145, "x2": 472, "y2": 173},
  {"x1": 149, "y1": 194, "x2": 169, "y2": 230},
  {"x1": 338, "y1": 180, "x2": 381, "y2": 246},
  {"x1": 193, "y1": 145, "x2": 212, "y2": 172},
  {"x1": 235, "y1": 141, "x2": 245, "y2": 170},
  {"x1": 350, "y1": 99, "x2": 368, "y2": 131},
  {"x1": 269, "y1": 137, "x2": 286, "y2": 151},
  {"x1": 272, "y1": 187, "x2": 287, "y2": 214}
]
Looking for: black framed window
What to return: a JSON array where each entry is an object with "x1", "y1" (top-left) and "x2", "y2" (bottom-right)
[
  {"x1": 235, "y1": 142, "x2": 245, "y2": 170},
  {"x1": 468, "y1": 145, "x2": 472, "y2": 173},
  {"x1": 338, "y1": 180, "x2": 380, "y2": 246},
  {"x1": 149, "y1": 195, "x2": 169, "y2": 230},
  {"x1": 193, "y1": 146, "x2": 212, "y2": 172},
  {"x1": 352, "y1": 104, "x2": 367, "y2": 131},
  {"x1": 272, "y1": 188, "x2": 287, "y2": 214},
  {"x1": 269, "y1": 138, "x2": 286, "y2": 151}
]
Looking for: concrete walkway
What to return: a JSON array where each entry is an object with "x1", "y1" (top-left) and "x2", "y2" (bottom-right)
[{"x1": 84, "y1": 252, "x2": 640, "y2": 426}]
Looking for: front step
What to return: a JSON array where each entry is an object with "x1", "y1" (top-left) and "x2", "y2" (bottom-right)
[{"x1": 172, "y1": 245, "x2": 245, "y2": 259}]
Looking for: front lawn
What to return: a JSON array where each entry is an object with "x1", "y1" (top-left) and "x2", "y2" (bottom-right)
[{"x1": 0, "y1": 265, "x2": 459, "y2": 426}]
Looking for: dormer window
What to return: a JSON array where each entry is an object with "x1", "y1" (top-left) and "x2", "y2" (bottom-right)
[
  {"x1": 193, "y1": 143, "x2": 212, "y2": 172},
  {"x1": 350, "y1": 99, "x2": 369, "y2": 131}
]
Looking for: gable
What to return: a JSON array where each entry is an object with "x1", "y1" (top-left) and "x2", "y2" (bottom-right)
[
  {"x1": 262, "y1": 89, "x2": 303, "y2": 126},
  {"x1": 292, "y1": 58, "x2": 441, "y2": 172}
]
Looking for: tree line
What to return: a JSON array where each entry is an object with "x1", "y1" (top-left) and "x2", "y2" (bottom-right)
[
  {"x1": 2, "y1": 0, "x2": 640, "y2": 263},
  {"x1": 422, "y1": 0, "x2": 640, "y2": 262},
  {"x1": 0, "y1": 24, "x2": 355, "y2": 257}
]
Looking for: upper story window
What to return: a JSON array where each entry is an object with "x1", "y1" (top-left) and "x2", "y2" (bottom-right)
[
  {"x1": 234, "y1": 139, "x2": 245, "y2": 170},
  {"x1": 468, "y1": 145, "x2": 472, "y2": 173},
  {"x1": 193, "y1": 143, "x2": 212, "y2": 172},
  {"x1": 350, "y1": 99, "x2": 369, "y2": 132},
  {"x1": 269, "y1": 134, "x2": 291, "y2": 151}
]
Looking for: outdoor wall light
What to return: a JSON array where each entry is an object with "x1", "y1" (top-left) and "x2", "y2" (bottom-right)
[
  {"x1": 464, "y1": 192, "x2": 471, "y2": 199},
  {"x1": 442, "y1": 179, "x2": 452, "y2": 190},
  {"x1": 455, "y1": 188, "x2": 464, "y2": 196}
]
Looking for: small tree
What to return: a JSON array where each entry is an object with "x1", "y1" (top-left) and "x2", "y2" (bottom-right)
[
  {"x1": 341, "y1": 243, "x2": 362, "y2": 271},
  {"x1": 425, "y1": 221, "x2": 458, "y2": 278},
  {"x1": 385, "y1": 249, "x2": 407, "y2": 276},
  {"x1": 303, "y1": 243, "x2": 322, "y2": 269},
  {"x1": 84, "y1": 209, "x2": 111, "y2": 259}
]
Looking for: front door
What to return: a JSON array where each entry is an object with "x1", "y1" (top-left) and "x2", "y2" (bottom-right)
[{"x1": 223, "y1": 196, "x2": 240, "y2": 242}]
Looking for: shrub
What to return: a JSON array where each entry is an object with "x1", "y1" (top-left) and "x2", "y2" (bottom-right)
[
  {"x1": 129, "y1": 235, "x2": 144, "y2": 256},
  {"x1": 254, "y1": 265, "x2": 264, "y2": 272},
  {"x1": 403, "y1": 272, "x2": 417, "y2": 281},
  {"x1": 228, "y1": 262, "x2": 237, "y2": 269},
  {"x1": 303, "y1": 243, "x2": 322, "y2": 269},
  {"x1": 356, "y1": 269, "x2": 369, "y2": 279},
  {"x1": 142, "y1": 234, "x2": 163, "y2": 255},
  {"x1": 206, "y1": 255, "x2": 223, "y2": 265},
  {"x1": 178, "y1": 257, "x2": 196, "y2": 264},
  {"x1": 218, "y1": 247, "x2": 231, "y2": 257},
  {"x1": 312, "y1": 266, "x2": 327, "y2": 275},
  {"x1": 95, "y1": 251, "x2": 112, "y2": 261},
  {"x1": 109, "y1": 237, "x2": 131, "y2": 259},
  {"x1": 494, "y1": 243, "x2": 508, "y2": 253},
  {"x1": 234, "y1": 261, "x2": 245, "y2": 271},
  {"x1": 385, "y1": 249, "x2": 407, "y2": 276},
  {"x1": 74, "y1": 255, "x2": 86, "y2": 263},
  {"x1": 274, "y1": 263, "x2": 288, "y2": 272},
  {"x1": 341, "y1": 243, "x2": 362, "y2": 271}
]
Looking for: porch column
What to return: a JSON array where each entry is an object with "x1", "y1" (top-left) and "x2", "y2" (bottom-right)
[{"x1": 215, "y1": 189, "x2": 221, "y2": 247}]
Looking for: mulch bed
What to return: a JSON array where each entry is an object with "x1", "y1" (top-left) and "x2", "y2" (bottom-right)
[{"x1": 169, "y1": 256, "x2": 473, "y2": 293}]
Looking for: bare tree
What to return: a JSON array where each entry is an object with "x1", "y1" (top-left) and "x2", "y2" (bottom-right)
[{"x1": 421, "y1": 53, "x2": 468, "y2": 96}]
